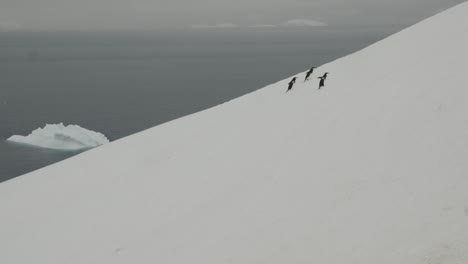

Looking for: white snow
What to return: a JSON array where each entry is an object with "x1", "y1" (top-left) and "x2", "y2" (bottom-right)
[
  {"x1": 7, "y1": 123, "x2": 109, "y2": 150},
  {"x1": 283, "y1": 19, "x2": 327, "y2": 27},
  {"x1": 1, "y1": 2, "x2": 468, "y2": 264}
]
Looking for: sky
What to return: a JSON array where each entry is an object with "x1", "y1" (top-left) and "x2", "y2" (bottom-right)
[{"x1": 0, "y1": 0, "x2": 465, "y2": 31}]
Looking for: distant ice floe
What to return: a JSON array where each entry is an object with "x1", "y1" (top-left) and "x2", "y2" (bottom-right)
[
  {"x1": 191, "y1": 23, "x2": 239, "y2": 29},
  {"x1": 248, "y1": 24, "x2": 277, "y2": 28},
  {"x1": 7, "y1": 123, "x2": 109, "y2": 151},
  {"x1": 283, "y1": 19, "x2": 327, "y2": 27},
  {"x1": 190, "y1": 20, "x2": 327, "y2": 30},
  {"x1": 0, "y1": 21, "x2": 22, "y2": 32}
]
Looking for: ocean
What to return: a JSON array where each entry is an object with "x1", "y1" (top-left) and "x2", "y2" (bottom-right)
[{"x1": 0, "y1": 28, "x2": 396, "y2": 182}]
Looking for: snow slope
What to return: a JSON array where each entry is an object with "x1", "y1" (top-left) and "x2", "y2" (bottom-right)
[
  {"x1": 1, "y1": 3, "x2": 468, "y2": 264},
  {"x1": 7, "y1": 123, "x2": 109, "y2": 150}
]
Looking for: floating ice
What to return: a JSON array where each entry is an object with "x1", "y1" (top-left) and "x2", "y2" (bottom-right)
[
  {"x1": 7, "y1": 123, "x2": 109, "y2": 150},
  {"x1": 283, "y1": 19, "x2": 327, "y2": 27},
  {"x1": 191, "y1": 23, "x2": 239, "y2": 28}
]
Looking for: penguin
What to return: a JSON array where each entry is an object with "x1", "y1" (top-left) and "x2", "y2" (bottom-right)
[
  {"x1": 304, "y1": 67, "x2": 316, "y2": 82},
  {"x1": 318, "y1": 76, "x2": 326, "y2": 89},
  {"x1": 286, "y1": 77, "x2": 298, "y2": 93}
]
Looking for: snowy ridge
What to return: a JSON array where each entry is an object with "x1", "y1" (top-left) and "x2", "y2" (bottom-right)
[
  {"x1": 7, "y1": 123, "x2": 109, "y2": 150},
  {"x1": 1, "y1": 3, "x2": 468, "y2": 264}
]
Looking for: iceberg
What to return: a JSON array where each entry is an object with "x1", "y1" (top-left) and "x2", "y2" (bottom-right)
[{"x1": 7, "y1": 123, "x2": 109, "y2": 150}]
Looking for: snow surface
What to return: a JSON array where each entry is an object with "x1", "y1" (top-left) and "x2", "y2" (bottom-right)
[
  {"x1": 7, "y1": 123, "x2": 109, "y2": 150},
  {"x1": 1, "y1": 3, "x2": 468, "y2": 264}
]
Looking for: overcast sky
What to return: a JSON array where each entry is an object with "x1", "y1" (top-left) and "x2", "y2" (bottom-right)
[{"x1": 0, "y1": 0, "x2": 465, "y2": 31}]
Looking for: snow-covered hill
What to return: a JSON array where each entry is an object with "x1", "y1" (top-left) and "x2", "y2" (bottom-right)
[{"x1": 1, "y1": 3, "x2": 468, "y2": 264}]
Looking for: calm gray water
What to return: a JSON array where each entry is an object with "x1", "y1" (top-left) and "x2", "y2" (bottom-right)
[{"x1": 0, "y1": 28, "x2": 397, "y2": 182}]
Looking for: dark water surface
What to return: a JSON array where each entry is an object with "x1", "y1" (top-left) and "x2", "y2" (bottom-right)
[{"x1": 0, "y1": 29, "x2": 397, "y2": 182}]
